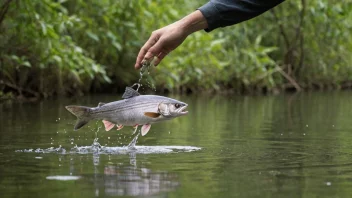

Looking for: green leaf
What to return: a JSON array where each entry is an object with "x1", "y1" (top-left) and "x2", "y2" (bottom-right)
[
  {"x1": 103, "y1": 75, "x2": 112, "y2": 83},
  {"x1": 86, "y1": 31, "x2": 99, "y2": 42},
  {"x1": 112, "y1": 41, "x2": 122, "y2": 51},
  {"x1": 21, "y1": 61, "x2": 31, "y2": 68},
  {"x1": 40, "y1": 22, "x2": 47, "y2": 36}
]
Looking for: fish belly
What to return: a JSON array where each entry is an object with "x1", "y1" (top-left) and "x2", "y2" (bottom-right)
[{"x1": 96, "y1": 103, "x2": 159, "y2": 126}]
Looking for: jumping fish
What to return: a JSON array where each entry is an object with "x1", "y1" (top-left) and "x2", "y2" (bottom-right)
[{"x1": 65, "y1": 85, "x2": 188, "y2": 136}]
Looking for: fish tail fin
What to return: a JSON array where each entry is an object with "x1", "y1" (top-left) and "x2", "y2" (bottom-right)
[{"x1": 65, "y1": 106, "x2": 92, "y2": 130}]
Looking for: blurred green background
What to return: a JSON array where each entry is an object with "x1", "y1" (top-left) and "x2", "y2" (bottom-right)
[{"x1": 0, "y1": 0, "x2": 351, "y2": 99}]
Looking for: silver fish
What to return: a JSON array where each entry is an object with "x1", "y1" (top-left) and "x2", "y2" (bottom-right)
[{"x1": 65, "y1": 86, "x2": 188, "y2": 136}]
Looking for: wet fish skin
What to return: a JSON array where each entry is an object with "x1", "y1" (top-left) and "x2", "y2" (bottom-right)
[{"x1": 65, "y1": 95, "x2": 188, "y2": 133}]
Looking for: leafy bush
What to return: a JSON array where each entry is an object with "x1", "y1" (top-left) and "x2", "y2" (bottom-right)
[{"x1": 0, "y1": 0, "x2": 351, "y2": 99}]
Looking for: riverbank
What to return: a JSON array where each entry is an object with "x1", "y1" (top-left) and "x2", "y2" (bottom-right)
[
  {"x1": 1, "y1": 1, "x2": 351, "y2": 102},
  {"x1": 2, "y1": 81, "x2": 352, "y2": 103}
]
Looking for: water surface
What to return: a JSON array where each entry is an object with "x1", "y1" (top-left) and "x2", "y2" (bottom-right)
[{"x1": 2, "y1": 92, "x2": 352, "y2": 197}]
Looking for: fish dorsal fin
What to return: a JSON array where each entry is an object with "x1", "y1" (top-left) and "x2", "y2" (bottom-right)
[
  {"x1": 97, "y1": 102, "x2": 106, "y2": 107},
  {"x1": 122, "y1": 86, "x2": 140, "y2": 99},
  {"x1": 144, "y1": 112, "x2": 161, "y2": 118}
]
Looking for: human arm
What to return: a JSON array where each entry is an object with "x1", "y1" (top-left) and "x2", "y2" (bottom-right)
[
  {"x1": 199, "y1": 0, "x2": 285, "y2": 32},
  {"x1": 134, "y1": 0, "x2": 285, "y2": 69}
]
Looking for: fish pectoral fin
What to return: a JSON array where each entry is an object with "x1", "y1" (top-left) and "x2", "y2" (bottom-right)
[
  {"x1": 97, "y1": 102, "x2": 106, "y2": 107},
  {"x1": 144, "y1": 112, "x2": 161, "y2": 118},
  {"x1": 102, "y1": 120, "x2": 115, "y2": 131},
  {"x1": 116, "y1": 125, "x2": 124, "y2": 130},
  {"x1": 141, "y1": 124, "x2": 151, "y2": 136}
]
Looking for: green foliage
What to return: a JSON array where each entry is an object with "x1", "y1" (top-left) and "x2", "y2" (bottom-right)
[
  {"x1": 0, "y1": 0, "x2": 351, "y2": 98},
  {"x1": 0, "y1": 0, "x2": 111, "y2": 97}
]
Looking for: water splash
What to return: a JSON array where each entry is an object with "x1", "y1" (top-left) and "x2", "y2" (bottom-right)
[
  {"x1": 139, "y1": 58, "x2": 153, "y2": 83},
  {"x1": 137, "y1": 57, "x2": 156, "y2": 92},
  {"x1": 16, "y1": 119, "x2": 200, "y2": 155},
  {"x1": 15, "y1": 140, "x2": 201, "y2": 155},
  {"x1": 127, "y1": 133, "x2": 139, "y2": 150},
  {"x1": 17, "y1": 145, "x2": 67, "y2": 154},
  {"x1": 91, "y1": 138, "x2": 102, "y2": 154}
]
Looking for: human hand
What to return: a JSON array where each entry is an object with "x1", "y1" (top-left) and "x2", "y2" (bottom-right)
[
  {"x1": 134, "y1": 22, "x2": 188, "y2": 69},
  {"x1": 134, "y1": 10, "x2": 208, "y2": 69}
]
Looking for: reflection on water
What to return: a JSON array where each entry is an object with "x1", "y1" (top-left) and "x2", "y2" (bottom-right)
[
  {"x1": 79, "y1": 152, "x2": 179, "y2": 197},
  {"x1": 99, "y1": 165, "x2": 179, "y2": 197},
  {"x1": 46, "y1": 175, "x2": 82, "y2": 181}
]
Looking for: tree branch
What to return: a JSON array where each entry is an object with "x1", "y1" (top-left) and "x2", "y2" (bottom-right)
[
  {"x1": 0, "y1": 80, "x2": 39, "y2": 97},
  {"x1": 276, "y1": 66, "x2": 302, "y2": 91},
  {"x1": 271, "y1": 9, "x2": 290, "y2": 50},
  {"x1": 0, "y1": 0, "x2": 13, "y2": 26},
  {"x1": 297, "y1": 0, "x2": 306, "y2": 72}
]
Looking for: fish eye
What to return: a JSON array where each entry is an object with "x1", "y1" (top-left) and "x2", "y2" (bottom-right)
[{"x1": 174, "y1": 103, "x2": 181, "y2": 108}]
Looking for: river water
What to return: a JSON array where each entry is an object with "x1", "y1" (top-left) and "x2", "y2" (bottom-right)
[{"x1": 1, "y1": 91, "x2": 352, "y2": 197}]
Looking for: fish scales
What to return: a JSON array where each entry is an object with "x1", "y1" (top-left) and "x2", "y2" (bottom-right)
[
  {"x1": 91, "y1": 96, "x2": 176, "y2": 125},
  {"x1": 66, "y1": 89, "x2": 188, "y2": 136}
]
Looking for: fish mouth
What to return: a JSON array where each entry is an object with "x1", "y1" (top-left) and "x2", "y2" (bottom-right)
[{"x1": 178, "y1": 104, "x2": 188, "y2": 115}]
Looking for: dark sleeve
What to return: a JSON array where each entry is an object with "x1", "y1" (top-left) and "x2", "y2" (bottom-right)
[{"x1": 198, "y1": 0, "x2": 285, "y2": 32}]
